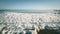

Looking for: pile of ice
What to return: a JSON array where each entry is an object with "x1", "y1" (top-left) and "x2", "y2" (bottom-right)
[{"x1": 0, "y1": 12, "x2": 60, "y2": 34}]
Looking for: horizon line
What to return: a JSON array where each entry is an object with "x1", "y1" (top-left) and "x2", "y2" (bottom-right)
[{"x1": 0, "y1": 8, "x2": 60, "y2": 10}]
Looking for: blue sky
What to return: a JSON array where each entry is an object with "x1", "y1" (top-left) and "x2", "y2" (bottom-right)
[{"x1": 0, "y1": 0, "x2": 60, "y2": 10}]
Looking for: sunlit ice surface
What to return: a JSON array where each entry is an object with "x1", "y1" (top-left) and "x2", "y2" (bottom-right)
[{"x1": 0, "y1": 10, "x2": 60, "y2": 34}]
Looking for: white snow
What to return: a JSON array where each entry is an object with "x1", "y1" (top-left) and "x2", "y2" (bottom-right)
[{"x1": 0, "y1": 12, "x2": 60, "y2": 34}]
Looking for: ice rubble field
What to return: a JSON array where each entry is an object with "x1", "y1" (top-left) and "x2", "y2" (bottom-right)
[{"x1": 0, "y1": 12, "x2": 60, "y2": 34}]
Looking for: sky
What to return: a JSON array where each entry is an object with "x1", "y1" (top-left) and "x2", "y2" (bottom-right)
[{"x1": 0, "y1": 0, "x2": 60, "y2": 10}]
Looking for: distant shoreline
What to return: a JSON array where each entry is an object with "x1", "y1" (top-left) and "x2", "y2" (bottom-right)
[{"x1": 0, "y1": 9, "x2": 60, "y2": 14}]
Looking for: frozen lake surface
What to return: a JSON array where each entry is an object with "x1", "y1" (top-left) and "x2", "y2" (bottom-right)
[{"x1": 0, "y1": 10, "x2": 60, "y2": 34}]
